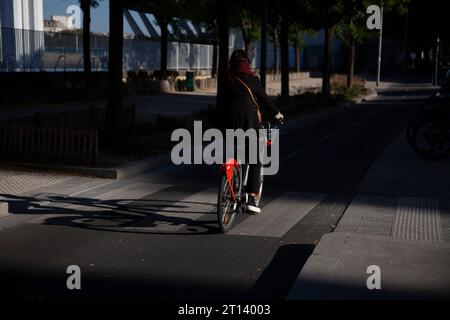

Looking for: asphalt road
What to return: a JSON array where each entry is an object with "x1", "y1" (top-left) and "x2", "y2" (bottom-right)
[{"x1": 0, "y1": 87, "x2": 430, "y2": 300}]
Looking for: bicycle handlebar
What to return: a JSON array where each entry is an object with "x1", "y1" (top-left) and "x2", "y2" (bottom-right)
[{"x1": 262, "y1": 118, "x2": 284, "y2": 129}]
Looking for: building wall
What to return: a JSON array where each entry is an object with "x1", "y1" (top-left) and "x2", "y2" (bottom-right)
[
  {"x1": 0, "y1": 0, "x2": 45, "y2": 71},
  {"x1": 0, "y1": 0, "x2": 43, "y2": 31},
  {"x1": 30, "y1": 0, "x2": 45, "y2": 32},
  {"x1": 44, "y1": 15, "x2": 76, "y2": 33},
  {"x1": 244, "y1": 29, "x2": 345, "y2": 72}
]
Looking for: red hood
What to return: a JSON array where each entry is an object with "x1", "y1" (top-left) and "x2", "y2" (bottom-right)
[{"x1": 228, "y1": 60, "x2": 254, "y2": 84}]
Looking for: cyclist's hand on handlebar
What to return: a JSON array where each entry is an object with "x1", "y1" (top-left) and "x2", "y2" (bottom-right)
[{"x1": 275, "y1": 112, "x2": 285, "y2": 124}]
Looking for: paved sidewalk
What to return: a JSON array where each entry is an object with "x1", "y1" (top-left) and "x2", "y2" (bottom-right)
[
  {"x1": 198, "y1": 76, "x2": 323, "y2": 96},
  {"x1": 0, "y1": 168, "x2": 111, "y2": 227},
  {"x1": 288, "y1": 131, "x2": 450, "y2": 299}
]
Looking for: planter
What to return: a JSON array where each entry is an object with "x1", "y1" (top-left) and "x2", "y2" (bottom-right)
[{"x1": 160, "y1": 79, "x2": 172, "y2": 93}]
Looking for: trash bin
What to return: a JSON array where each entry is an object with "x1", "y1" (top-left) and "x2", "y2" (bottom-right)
[{"x1": 186, "y1": 71, "x2": 195, "y2": 91}]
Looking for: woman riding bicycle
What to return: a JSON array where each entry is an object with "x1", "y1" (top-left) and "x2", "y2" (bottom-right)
[{"x1": 224, "y1": 49, "x2": 284, "y2": 214}]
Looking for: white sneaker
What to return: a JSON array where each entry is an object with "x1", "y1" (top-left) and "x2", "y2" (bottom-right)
[{"x1": 245, "y1": 195, "x2": 261, "y2": 215}]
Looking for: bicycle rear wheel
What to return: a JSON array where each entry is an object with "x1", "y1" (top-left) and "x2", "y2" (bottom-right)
[
  {"x1": 217, "y1": 166, "x2": 241, "y2": 233},
  {"x1": 407, "y1": 117, "x2": 420, "y2": 145}
]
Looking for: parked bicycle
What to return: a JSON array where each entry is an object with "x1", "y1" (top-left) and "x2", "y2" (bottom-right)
[
  {"x1": 408, "y1": 70, "x2": 450, "y2": 159},
  {"x1": 217, "y1": 121, "x2": 280, "y2": 233}
]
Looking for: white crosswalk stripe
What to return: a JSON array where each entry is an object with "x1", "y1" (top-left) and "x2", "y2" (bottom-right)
[
  {"x1": 229, "y1": 192, "x2": 326, "y2": 238},
  {"x1": 127, "y1": 188, "x2": 217, "y2": 233},
  {"x1": 27, "y1": 182, "x2": 170, "y2": 224}
]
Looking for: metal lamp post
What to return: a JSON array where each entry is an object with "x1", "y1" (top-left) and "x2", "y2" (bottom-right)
[
  {"x1": 434, "y1": 37, "x2": 440, "y2": 86},
  {"x1": 376, "y1": 5, "x2": 384, "y2": 87}
]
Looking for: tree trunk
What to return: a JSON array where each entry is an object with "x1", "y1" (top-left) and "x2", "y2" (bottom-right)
[
  {"x1": 294, "y1": 44, "x2": 300, "y2": 73},
  {"x1": 322, "y1": 26, "x2": 334, "y2": 97},
  {"x1": 106, "y1": 0, "x2": 124, "y2": 146},
  {"x1": 81, "y1": 0, "x2": 91, "y2": 72},
  {"x1": 260, "y1": 0, "x2": 268, "y2": 89},
  {"x1": 211, "y1": 25, "x2": 218, "y2": 78},
  {"x1": 280, "y1": 1, "x2": 289, "y2": 102},
  {"x1": 216, "y1": 0, "x2": 229, "y2": 127},
  {"x1": 158, "y1": 16, "x2": 169, "y2": 76},
  {"x1": 245, "y1": 41, "x2": 252, "y2": 59},
  {"x1": 240, "y1": 20, "x2": 251, "y2": 57},
  {"x1": 273, "y1": 29, "x2": 279, "y2": 75},
  {"x1": 347, "y1": 39, "x2": 355, "y2": 88}
]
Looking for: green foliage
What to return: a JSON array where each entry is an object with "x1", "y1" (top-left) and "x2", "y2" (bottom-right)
[
  {"x1": 77, "y1": 0, "x2": 101, "y2": 9},
  {"x1": 239, "y1": 8, "x2": 261, "y2": 44},
  {"x1": 331, "y1": 83, "x2": 368, "y2": 99},
  {"x1": 151, "y1": 0, "x2": 182, "y2": 23},
  {"x1": 335, "y1": 0, "x2": 412, "y2": 60},
  {"x1": 290, "y1": 26, "x2": 316, "y2": 49},
  {"x1": 229, "y1": 0, "x2": 261, "y2": 45},
  {"x1": 298, "y1": 0, "x2": 359, "y2": 29},
  {"x1": 336, "y1": 10, "x2": 373, "y2": 47},
  {"x1": 364, "y1": 0, "x2": 411, "y2": 14},
  {"x1": 182, "y1": 0, "x2": 217, "y2": 31}
]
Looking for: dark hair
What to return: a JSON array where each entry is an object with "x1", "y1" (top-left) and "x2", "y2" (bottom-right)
[{"x1": 229, "y1": 49, "x2": 250, "y2": 72}]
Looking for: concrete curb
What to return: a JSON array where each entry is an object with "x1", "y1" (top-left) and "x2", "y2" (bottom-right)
[
  {"x1": 357, "y1": 88, "x2": 378, "y2": 102},
  {"x1": 0, "y1": 152, "x2": 172, "y2": 180},
  {"x1": 287, "y1": 232, "x2": 348, "y2": 300},
  {"x1": 0, "y1": 202, "x2": 8, "y2": 218}
]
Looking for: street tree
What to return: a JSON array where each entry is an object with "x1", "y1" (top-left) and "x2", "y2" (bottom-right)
[
  {"x1": 280, "y1": 0, "x2": 321, "y2": 100},
  {"x1": 230, "y1": 1, "x2": 261, "y2": 57},
  {"x1": 152, "y1": 0, "x2": 181, "y2": 75},
  {"x1": 336, "y1": 4, "x2": 368, "y2": 87},
  {"x1": 289, "y1": 22, "x2": 315, "y2": 73},
  {"x1": 298, "y1": 0, "x2": 357, "y2": 97},
  {"x1": 106, "y1": 0, "x2": 124, "y2": 145},
  {"x1": 78, "y1": 0, "x2": 101, "y2": 73},
  {"x1": 268, "y1": 1, "x2": 282, "y2": 74},
  {"x1": 289, "y1": 23, "x2": 305, "y2": 73},
  {"x1": 216, "y1": 0, "x2": 229, "y2": 125},
  {"x1": 334, "y1": 0, "x2": 410, "y2": 88},
  {"x1": 183, "y1": 0, "x2": 219, "y2": 77}
]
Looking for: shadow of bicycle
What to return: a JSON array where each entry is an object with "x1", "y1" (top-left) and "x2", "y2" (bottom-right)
[{"x1": 0, "y1": 192, "x2": 220, "y2": 235}]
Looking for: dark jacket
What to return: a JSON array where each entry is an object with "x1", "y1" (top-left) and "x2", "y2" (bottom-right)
[{"x1": 225, "y1": 72, "x2": 279, "y2": 130}]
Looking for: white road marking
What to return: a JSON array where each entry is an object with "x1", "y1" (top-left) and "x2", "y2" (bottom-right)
[
  {"x1": 348, "y1": 118, "x2": 366, "y2": 127},
  {"x1": 27, "y1": 182, "x2": 170, "y2": 224},
  {"x1": 229, "y1": 192, "x2": 327, "y2": 238},
  {"x1": 281, "y1": 147, "x2": 308, "y2": 162},
  {"x1": 127, "y1": 188, "x2": 217, "y2": 233},
  {"x1": 69, "y1": 180, "x2": 115, "y2": 197},
  {"x1": 319, "y1": 129, "x2": 343, "y2": 142}
]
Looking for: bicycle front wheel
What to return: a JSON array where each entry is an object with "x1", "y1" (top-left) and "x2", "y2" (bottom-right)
[{"x1": 411, "y1": 118, "x2": 450, "y2": 160}]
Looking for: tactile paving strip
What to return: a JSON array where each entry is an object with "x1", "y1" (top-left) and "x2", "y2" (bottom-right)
[
  {"x1": 0, "y1": 172, "x2": 68, "y2": 195},
  {"x1": 392, "y1": 197, "x2": 442, "y2": 242}
]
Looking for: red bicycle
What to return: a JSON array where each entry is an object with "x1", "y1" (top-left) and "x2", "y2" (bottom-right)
[{"x1": 217, "y1": 122, "x2": 278, "y2": 233}]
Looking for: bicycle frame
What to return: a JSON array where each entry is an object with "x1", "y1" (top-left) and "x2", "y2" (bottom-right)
[
  {"x1": 219, "y1": 159, "x2": 241, "y2": 202},
  {"x1": 218, "y1": 122, "x2": 276, "y2": 203}
]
